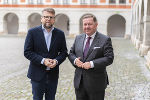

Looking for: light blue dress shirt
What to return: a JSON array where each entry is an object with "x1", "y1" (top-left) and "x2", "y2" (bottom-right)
[{"x1": 41, "y1": 25, "x2": 54, "y2": 70}]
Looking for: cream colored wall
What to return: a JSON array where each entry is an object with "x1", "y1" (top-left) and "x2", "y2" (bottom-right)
[{"x1": 0, "y1": 7, "x2": 132, "y2": 37}]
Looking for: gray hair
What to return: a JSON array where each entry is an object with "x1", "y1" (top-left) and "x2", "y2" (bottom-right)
[
  {"x1": 82, "y1": 14, "x2": 97, "y2": 23},
  {"x1": 42, "y1": 8, "x2": 55, "y2": 15}
]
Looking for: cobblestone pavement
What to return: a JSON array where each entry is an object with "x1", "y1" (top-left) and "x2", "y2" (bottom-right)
[{"x1": 0, "y1": 36, "x2": 150, "y2": 100}]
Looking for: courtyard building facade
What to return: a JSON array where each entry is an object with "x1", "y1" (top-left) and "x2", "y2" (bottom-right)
[
  {"x1": 131, "y1": 0, "x2": 150, "y2": 69},
  {"x1": 0, "y1": 0, "x2": 132, "y2": 38},
  {"x1": 1, "y1": 0, "x2": 150, "y2": 68}
]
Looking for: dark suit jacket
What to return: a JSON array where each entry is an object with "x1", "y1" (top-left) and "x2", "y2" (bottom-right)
[
  {"x1": 24, "y1": 25, "x2": 68, "y2": 82},
  {"x1": 68, "y1": 32, "x2": 114, "y2": 93}
]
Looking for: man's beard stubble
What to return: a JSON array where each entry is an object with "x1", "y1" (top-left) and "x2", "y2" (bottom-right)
[{"x1": 44, "y1": 23, "x2": 53, "y2": 29}]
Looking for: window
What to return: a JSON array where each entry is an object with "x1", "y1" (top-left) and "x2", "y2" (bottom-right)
[
  {"x1": 80, "y1": 0, "x2": 87, "y2": 5},
  {"x1": 4, "y1": 0, "x2": 9, "y2": 4},
  {"x1": 37, "y1": 0, "x2": 43, "y2": 4},
  {"x1": 28, "y1": 0, "x2": 34, "y2": 4},
  {"x1": 90, "y1": 0, "x2": 97, "y2": 5},
  {"x1": 53, "y1": 0, "x2": 60, "y2": 4},
  {"x1": 12, "y1": 0, "x2": 17, "y2": 4},
  {"x1": 119, "y1": 0, "x2": 126, "y2": 4},
  {"x1": 63, "y1": 0, "x2": 69, "y2": 5},
  {"x1": 109, "y1": 0, "x2": 116, "y2": 4}
]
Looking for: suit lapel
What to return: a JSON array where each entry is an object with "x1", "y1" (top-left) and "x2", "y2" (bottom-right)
[
  {"x1": 84, "y1": 32, "x2": 100, "y2": 60},
  {"x1": 49, "y1": 28, "x2": 57, "y2": 52},
  {"x1": 78, "y1": 34, "x2": 86, "y2": 60},
  {"x1": 38, "y1": 26, "x2": 48, "y2": 52}
]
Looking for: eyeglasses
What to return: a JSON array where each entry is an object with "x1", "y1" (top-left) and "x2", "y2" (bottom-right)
[{"x1": 43, "y1": 16, "x2": 55, "y2": 19}]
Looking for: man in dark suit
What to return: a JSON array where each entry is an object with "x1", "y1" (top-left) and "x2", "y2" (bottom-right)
[
  {"x1": 68, "y1": 14, "x2": 114, "y2": 100},
  {"x1": 24, "y1": 8, "x2": 68, "y2": 100}
]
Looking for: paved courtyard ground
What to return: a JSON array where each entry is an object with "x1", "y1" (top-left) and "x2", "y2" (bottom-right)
[{"x1": 0, "y1": 36, "x2": 150, "y2": 100}]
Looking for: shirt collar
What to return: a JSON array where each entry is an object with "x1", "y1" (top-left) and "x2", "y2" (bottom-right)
[
  {"x1": 85, "y1": 31, "x2": 97, "y2": 39},
  {"x1": 42, "y1": 25, "x2": 54, "y2": 34}
]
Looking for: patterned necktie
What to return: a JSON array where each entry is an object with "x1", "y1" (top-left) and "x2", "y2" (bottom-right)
[{"x1": 83, "y1": 37, "x2": 91, "y2": 58}]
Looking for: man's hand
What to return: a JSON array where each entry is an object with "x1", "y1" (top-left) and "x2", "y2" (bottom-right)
[
  {"x1": 44, "y1": 58, "x2": 53, "y2": 67},
  {"x1": 82, "y1": 62, "x2": 91, "y2": 69},
  {"x1": 49, "y1": 59, "x2": 57, "y2": 68},
  {"x1": 75, "y1": 57, "x2": 83, "y2": 68},
  {"x1": 44, "y1": 58, "x2": 57, "y2": 68}
]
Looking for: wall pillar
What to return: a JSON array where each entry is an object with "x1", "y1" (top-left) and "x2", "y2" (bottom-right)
[
  {"x1": 135, "y1": 23, "x2": 141, "y2": 49},
  {"x1": 139, "y1": 15, "x2": 150, "y2": 56},
  {"x1": 0, "y1": 15, "x2": 4, "y2": 34},
  {"x1": 132, "y1": 23, "x2": 138, "y2": 46},
  {"x1": 18, "y1": 15, "x2": 28, "y2": 36},
  {"x1": 131, "y1": 23, "x2": 136, "y2": 44},
  {"x1": 125, "y1": 21, "x2": 131, "y2": 39},
  {"x1": 137, "y1": 21, "x2": 144, "y2": 49},
  {"x1": 98, "y1": 23, "x2": 107, "y2": 35},
  {"x1": 69, "y1": 21, "x2": 79, "y2": 37},
  {"x1": 146, "y1": 51, "x2": 150, "y2": 68},
  {"x1": 139, "y1": 21, "x2": 144, "y2": 42}
]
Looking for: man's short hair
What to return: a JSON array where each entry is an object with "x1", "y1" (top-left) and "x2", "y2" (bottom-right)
[
  {"x1": 42, "y1": 8, "x2": 55, "y2": 15},
  {"x1": 82, "y1": 14, "x2": 97, "y2": 23}
]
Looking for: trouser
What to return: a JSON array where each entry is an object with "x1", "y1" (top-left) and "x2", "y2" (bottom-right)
[
  {"x1": 31, "y1": 73, "x2": 58, "y2": 100},
  {"x1": 75, "y1": 77, "x2": 105, "y2": 100}
]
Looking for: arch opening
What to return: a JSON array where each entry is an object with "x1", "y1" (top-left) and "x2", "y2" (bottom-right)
[{"x1": 107, "y1": 14, "x2": 126, "y2": 37}]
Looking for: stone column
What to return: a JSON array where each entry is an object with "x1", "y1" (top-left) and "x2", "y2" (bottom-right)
[
  {"x1": 18, "y1": 22, "x2": 28, "y2": 35},
  {"x1": 0, "y1": 15, "x2": 4, "y2": 34},
  {"x1": 139, "y1": 15, "x2": 150, "y2": 56},
  {"x1": 139, "y1": 21, "x2": 144, "y2": 42},
  {"x1": 69, "y1": 20, "x2": 79, "y2": 37},
  {"x1": 132, "y1": 23, "x2": 138, "y2": 46},
  {"x1": 125, "y1": 21, "x2": 131, "y2": 39},
  {"x1": 131, "y1": 23, "x2": 136, "y2": 44},
  {"x1": 18, "y1": 15, "x2": 28, "y2": 36},
  {"x1": 138, "y1": 21, "x2": 144, "y2": 49},
  {"x1": 98, "y1": 23, "x2": 107, "y2": 36},
  {"x1": 131, "y1": 11, "x2": 137, "y2": 44},
  {"x1": 146, "y1": 51, "x2": 150, "y2": 68},
  {"x1": 135, "y1": 23, "x2": 141, "y2": 49}
]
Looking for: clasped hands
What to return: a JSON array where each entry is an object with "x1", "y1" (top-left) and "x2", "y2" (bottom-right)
[
  {"x1": 75, "y1": 57, "x2": 91, "y2": 70},
  {"x1": 44, "y1": 58, "x2": 57, "y2": 68}
]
